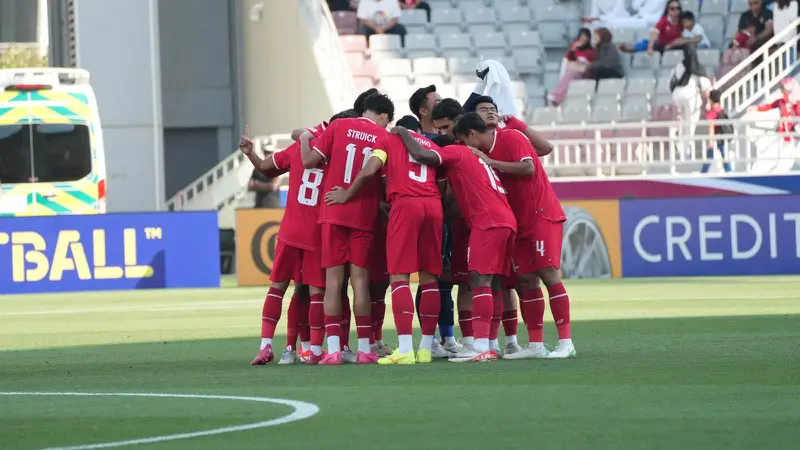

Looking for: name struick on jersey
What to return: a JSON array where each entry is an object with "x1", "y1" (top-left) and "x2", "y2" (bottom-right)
[{"x1": 347, "y1": 129, "x2": 378, "y2": 143}]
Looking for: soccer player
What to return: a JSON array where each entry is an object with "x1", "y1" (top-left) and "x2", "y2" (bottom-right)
[
  {"x1": 431, "y1": 98, "x2": 464, "y2": 137},
  {"x1": 301, "y1": 93, "x2": 395, "y2": 365},
  {"x1": 325, "y1": 120, "x2": 444, "y2": 364},
  {"x1": 409, "y1": 85, "x2": 442, "y2": 139},
  {"x1": 458, "y1": 108, "x2": 575, "y2": 359},
  {"x1": 398, "y1": 113, "x2": 517, "y2": 362},
  {"x1": 240, "y1": 115, "x2": 349, "y2": 365}
]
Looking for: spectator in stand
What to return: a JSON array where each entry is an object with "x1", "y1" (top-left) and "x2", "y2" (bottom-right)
[
  {"x1": 773, "y1": 0, "x2": 799, "y2": 67},
  {"x1": 669, "y1": 44, "x2": 711, "y2": 154},
  {"x1": 400, "y1": 0, "x2": 431, "y2": 22},
  {"x1": 703, "y1": 90, "x2": 734, "y2": 173},
  {"x1": 748, "y1": 78, "x2": 800, "y2": 173},
  {"x1": 585, "y1": 27, "x2": 625, "y2": 81},
  {"x1": 583, "y1": 0, "x2": 646, "y2": 30},
  {"x1": 619, "y1": 0, "x2": 684, "y2": 54},
  {"x1": 328, "y1": 0, "x2": 358, "y2": 12},
  {"x1": 738, "y1": 0, "x2": 774, "y2": 50},
  {"x1": 733, "y1": 18, "x2": 758, "y2": 48},
  {"x1": 630, "y1": 0, "x2": 668, "y2": 28},
  {"x1": 357, "y1": 0, "x2": 406, "y2": 44},
  {"x1": 549, "y1": 28, "x2": 596, "y2": 106},
  {"x1": 678, "y1": 11, "x2": 710, "y2": 49}
]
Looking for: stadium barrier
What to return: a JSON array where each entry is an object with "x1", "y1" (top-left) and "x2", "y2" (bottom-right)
[{"x1": 0, "y1": 212, "x2": 220, "y2": 294}]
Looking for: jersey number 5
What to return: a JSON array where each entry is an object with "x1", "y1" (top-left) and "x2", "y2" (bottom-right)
[
  {"x1": 298, "y1": 168, "x2": 324, "y2": 206},
  {"x1": 408, "y1": 154, "x2": 428, "y2": 182},
  {"x1": 344, "y1": 143, "x2": 372, "y2": 184},
  {"x1": 478, "y1": 159, "x2": 507, "y2": 194}
]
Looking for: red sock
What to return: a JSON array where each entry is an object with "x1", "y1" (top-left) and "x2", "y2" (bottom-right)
[
  {"x1": 324, "y1": 314, "x2": 342, "y2": 351},
  {"x1": 309, "y1": 293, "x2": 325, "y2": 348},
  {"x1": 355, "y1": 315, "x2": 372, "y2": 342},
  {"x1": 390, "y1": 281, "x2": 414, "y2": 336},
  {"x1": 547, "y1": 283, "x2": 571, "y2": 339},
  {"x1": 458, "y1": 310, "x2": 473, "y2": 338},
  {"x1": 520, "y1": 288, "x2": 545, "y2": 343},
  {"x1": 418, "y1": 282, "x2": 441, "y2": 336},
  {"x1": 297, "y1": 293, "x2": 311, "y2": 344},
  {"x1": 260, "y1": 287, "x2": 285, "y2": 339},
  {"x1": 502, "y1": 309, "x2": 518, "y2": 337},
  {"x1": 489, "y1": 291, "x2": 502, "y2": 341},
  {"x1": 472, "y1": 287, "x2": 493, "y2": 340},
  {"x1": 340, "y1": 294, "x2": 351, "y2": 348},
  {"x1": 285, "y1": 291, "x2": 300, "y2": 349},
  {"x1": 371, "y1": 294, "x2": 386, "y2": 343}
]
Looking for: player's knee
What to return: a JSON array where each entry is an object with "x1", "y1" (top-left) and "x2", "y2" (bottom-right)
[
  {"x1": 271, "y1": 281, "x2": 290, "y2": 292},
  {"x1": 517, "y1": 272, "x2": 540, "y2": 292},
  {"x1": 468, "y1": 271, "x2": 490, "y2": 290},
  {"x1": 537, "y1": 267, "x2": 561, "y2": 287},
  {"x1": 418, "y1": 271, "x2": 437, "y2": 285}
]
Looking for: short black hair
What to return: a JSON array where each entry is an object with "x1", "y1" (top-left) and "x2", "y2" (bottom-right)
[
  {"x1": 453, "y1": 112, "x2": 488, "y2": 138},
  {"x1": 432, "y1": 135, "x2": 457, "y2": 147},
  {"x1": 363, "y1": 92, "x2": 395, "y2": 122},
  {"x1": 431, "y1": 98, "x2": 464, "y2": 121},
  {"x1": 709, "y1": 89, "x2": 722, "y2": 103},
  {"x1": 680, "y1": 11, "x2": 695, "y2": 21},
  {"x1": 473, "y1": 95, "x2": 497, "y2": 110},
  {"x1": 395, "y1": 115, "x2": 421, "y2": 132},
  {"x1": 329, "y1": 109, "x2": 359, "y2": 123},
  {"x1": 354, "y1": 88, "x2": 379, "y2": 115},
  {"x1": 409, "y1": 85, "x2": 437, "y2": 119}
]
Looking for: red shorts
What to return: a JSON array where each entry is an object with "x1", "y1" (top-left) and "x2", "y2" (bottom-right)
[
  {"x1": 270, "y1": 240, "x2": 325, "y2": 289},
  {"x1": 468, "y1": 226, "x2": 515, "y2": 276},
  {"x1": 370, "y1": 218, "x2": 389, "y2": 285},
  {"x1": 450, "y1": 216, "x2": 469, "y2": 283},
  {"x1": 515, "y1": 219, "x2": 564, "y2": 274},
  {"x1": 321, "y1": 223, "x2": 374, "y2": 269},
  {"x1": 504, "y1": 265, "x2": 518, "y2": 289},
  {"x1": 387, "y1": 197, "x2": 443, "y2": 276}
]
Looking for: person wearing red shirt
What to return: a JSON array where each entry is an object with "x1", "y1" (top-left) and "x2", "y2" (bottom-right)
[
  {"x1": 300, "y1": 93, "x2": 394, "y2": 365},
  {"x1": 239, "y1": 114, "x2": 353, "y2": 366},
  {"x1": 620, "y1": 0, "x2": 683, "y2": 54},
  {"x1": 400, "y1": 113, "x2": 517, "y2": 363},
  {"x1": 459, "y1": 113, "x2": 575, "y2": 360},
  {"x1": 749, "y1": 77, "x2": 800, "y2": 143},
  {"x1": 325, "y1": 126, "x2": 444, "y2": 364}
]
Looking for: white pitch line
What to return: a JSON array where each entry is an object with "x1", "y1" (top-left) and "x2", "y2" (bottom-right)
[{"x1": 0, "y1": 392, "x2": 319, "y2": 450}]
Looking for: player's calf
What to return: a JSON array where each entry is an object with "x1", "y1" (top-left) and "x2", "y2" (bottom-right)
[
  {"x1": 349, "y1": 263, "x2": 376, "y2": 361},
  {"x1": 416, "y1": 271, "x2": 441, "y2": 361},
  {"x1": 251, "y1": 280, "x2": 291, "y2": 365},
  {"x1": 539, "y1": 267, "x2": 575, "y2": 359}
]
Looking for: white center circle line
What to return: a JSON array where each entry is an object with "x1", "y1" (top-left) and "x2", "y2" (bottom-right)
[{"x1": 0, "y1": 391, "x2": 320, "y2": 450}]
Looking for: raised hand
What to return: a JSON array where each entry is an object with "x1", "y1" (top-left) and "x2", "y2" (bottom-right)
[{"x1": 238, "y1": 125, "x2": 254, "y2": 155}]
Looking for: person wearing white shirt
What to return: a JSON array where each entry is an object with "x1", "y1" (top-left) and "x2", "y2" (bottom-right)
[
  {"x1": 670, "y1": 44, "x2": 713, "y2": 154},
  {"x1": 679, "y1": 11, "x2": 710, "y2": 49},
  {"x1": 357, "y1": 0, "x2": 406, "y2": 43}
]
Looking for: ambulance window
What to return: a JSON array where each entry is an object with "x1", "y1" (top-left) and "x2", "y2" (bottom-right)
[
  {"x1": 31, "y1": 124, "x2": 92, "y2": 182},
  {"x1": 0, "y1": 125, "x2": 33, "y2": 184}
]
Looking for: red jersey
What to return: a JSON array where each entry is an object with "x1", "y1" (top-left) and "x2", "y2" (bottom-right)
[
  {"x1": 431, "y1": 144, "x2": 516, "y2": 232},
  {"x1": 313, "y1": 117, "x2": 388, "y2": 231},
  {"x1": 491, "y1": 129, "x2": 566, "y2": 235},
  {"x1": 655, "y1": 16, "x2": 682, "y2": 47},
  {"x1": 272, "y1": 142, "x2": 323, "y2": 251},
  {"x1": 383, "y1": 132, "x2": 441, "y2": 203}
]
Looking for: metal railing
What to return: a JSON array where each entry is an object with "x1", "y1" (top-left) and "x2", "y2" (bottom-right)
[{"x1": 716, "y1": 17, "x2": 800, "y2": 115}]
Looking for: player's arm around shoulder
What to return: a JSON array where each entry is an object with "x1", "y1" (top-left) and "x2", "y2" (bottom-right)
[
  {"x1": 301, "y1": 122, "x2": 335, "y2": 169},
  {"x1": 391, "y1": 126, "x2": 441, "y2": 165},
  {"x1": 324, "y1": 149, "x2": 385, "y2": 206}
]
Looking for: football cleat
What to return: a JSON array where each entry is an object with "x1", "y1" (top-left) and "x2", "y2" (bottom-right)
[
  {"x1": 341, "y1": 346, "x2": 357, "y2": 363},
  {"x1": 502, "y1": 344, "x2": 550, "y2": 360},
  {"x1": 377, "y1": 349, "x2": 416, "y2": 365},
  {"x1": 547, "y1": 340, "x2": 576, "y2": 359},
  {"x1": 277, "y1": 347, "x2": 297, "y2": 365},
  {"x1": 318, "y1": 351, "x2": 343, "y2": 365},
  {"x1": 504, "y1": 342, "x2": 524, "y2": 355},
  {"x1": 431, "y1": 340, "x2": 451, "y2": 358},
  {"x1": 374, "y1": 341, "x2": 393, "y2": 357},
  {"x1": 250, "y1": 344, "x2": 274, "y2": 365},
  {"x1": 416, "y1": 349, "x2": 433, "y2": 363},
  {"x1": 305, "y1": 350, "x2": 327, "y2": 365},
  {"x1": 450, "y1": 349, "x2": 498, "y2": 363},
  {"x1": 443, "y1": 340, "x2": 467, "y2": 355},
  {"x1": 356, "y1": 351, "x2": 379, "y2": 364}
]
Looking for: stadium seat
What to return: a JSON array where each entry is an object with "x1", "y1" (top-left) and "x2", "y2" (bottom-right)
[
  {"x1": 697, "y1": 49, "x2": 721, "y2": 70},
  {"x1": 448, "y1": 57, "x2": 475, "y2": 74},
  {"x1": 632, "y1": 53, "x2": 660, "y2": 71},
  {"x1": 655, "y1": 76, "x2": 672, "y2": 96},
  {"x1": 347, "y1": 54, "x2": 376, "y2": 77},
  {"x1": 661, "y1": 50, "x2": 683, "y2": 68},
  {"x1": 626, "y1": 77, "x2": 656, "y2": 97},
  {"x1": 331, "y1": 11, "x2": 357, "y2": 35},
  {"x1": 495, "y1": 0, "x2": 523, "y2": 8},
  {"x1": 479, "y1": 49, "x2": 507, "y2": 60},
  {"x1": 701, "y1": 0, "x2": 728, "y2": 16},
  {"x1": 457, "y1": 82, "x2": 477, "y2": 99},
  {"x1": 354, "y1": 75, "x2": 376, "y2": 91},
  {"x1": 380, "y1": 75, "x2": 411, "y2": 91},
  {"x1": 611, "y1": 28, "x2": 636, "y2": 45},
  {"x1": 622, "y1": 97, "x2": 650, "y2": 121},
  {"x1": 497, "y1": 6, "x2": 532, "y2": 26},
  {"x1": 470, "y1": 24, "x2": 499, "y2": 34},
  {"x1": 439, "y1": 33, "x2": 473, "y2": 51},
  {"x1": 680, "y1": 0, "x2": 700, "y2": 12},
  {"x1": 561, "y1": 103, "x2": 591, "y2": 124},
  {"x1": 464, "y1": 7, "x2": 498, "y2": 26},
  {"x1": 651, "y1": 94, "x2": 672, "y2": 108},
  {"x1": 457, "y1": 0, "x2": 486, "y2": 11},
  {"x1": 415, "y1": 75, "x2": 445, "y2": 86},
  {"x1": 596, "y1": 78, "x2": 626, "y2": 100},
  {"x1": 730, "y1": 0, "x2": 749, "y2": 13},
  {"x1": 413, "y1": 57, "x2": 447, "y2": 75},
  {"x1": 699, "y1": 15, "x2": 725, "y2": 49},
  {"x1": 431, "y1": 8, "x2": 463, "y2": 28},
  {"x1": 370, "y1": 50, "x2": 404, "y2": 62},
  {"x1": 339, "y1": 35, "x2": 367, "y2": 53},
  {"x1": 370, "y1": 34, "x2": 403, "y2": 52},
  {"x1": 475, "y1": 32, "x2": 507, "y2": 50},
  {"x1": 404, "y1": 34, "x2": 438, "y2": 53},
  {"x1": 441, "y1": 49, "x2": 473, "y2": 58},
  {"x1": 401, "y1": 9, "x2": 429, "y2": 27},
  {"x1": 509, "y1": 80, "x2": 527, "y2": 98},
  {"x1": 507, "y1": 30, "x2": 543, "y2": 50},
  {"x1": 493, "y1": 55, "x2": 517, "y2": 74},
  {"x1": 725, "y1": 15, "x2": 740, "y2": 39},
  {"x1": 538, "y1": 21, "x2": 567, "y2": 47},
  {"x1": 378, "y1": 58, "x2": 412, "y2": 76},
  {"x1": 591, "y1": 101, "x2": 620, "y2": 123},
  {"x1": 566, "y1": 79, "x2": 596, "y2": 100},
  {"x1": 512, "y1": 48, "x2": 543, "y2": 73},
  {"x1": 531, "y1": 106, "x2": 560, "y2": 125}
]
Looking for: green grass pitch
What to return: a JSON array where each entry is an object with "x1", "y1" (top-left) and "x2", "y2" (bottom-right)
[{"x1": 1, "y1": 276, "x2": 799, "y2": 450}]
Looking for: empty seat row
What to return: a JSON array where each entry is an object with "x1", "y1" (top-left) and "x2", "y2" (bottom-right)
[{"x1": 530, "y1": 103, "x2": 679, "y2": 126}]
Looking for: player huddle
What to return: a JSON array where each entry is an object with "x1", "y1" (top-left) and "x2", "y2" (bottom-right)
[{"x1": 240, "y1": 85, "x2": 575, "y2": 365}]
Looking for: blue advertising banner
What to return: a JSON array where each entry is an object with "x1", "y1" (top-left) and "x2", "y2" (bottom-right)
[
  {"x1": 0, "y1": 212, "x2": 220, "y2": 294},
  {"x1": 620, "y1": 196, "x2": 800, "y2": 277}
]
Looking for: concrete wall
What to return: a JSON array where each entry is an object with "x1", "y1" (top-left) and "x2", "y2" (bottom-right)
[
  {"x1": 0, "y1": 0, "x2": 38, "y2": 42},
  {"x1": 239, "y1": 0, "x2": 332, "y2": 136}
]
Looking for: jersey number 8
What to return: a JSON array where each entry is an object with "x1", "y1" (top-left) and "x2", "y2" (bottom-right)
[{"x1": 298, "y1": 168, "x2": 324, "y2": 206}]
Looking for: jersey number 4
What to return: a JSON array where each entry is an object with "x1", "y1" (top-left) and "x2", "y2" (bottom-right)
[
  {"x1": 344, "y1": 143, "x2": 372, "y2": 184},
  {"x1": 478, "y1": 159, "x2": 507, "y2": 194},
  {"x1": 298, "y1": 168, "x2": 324, "y2": 206}
]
